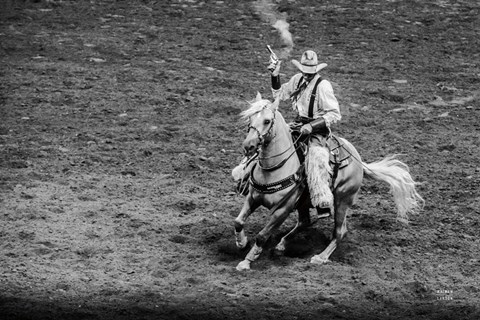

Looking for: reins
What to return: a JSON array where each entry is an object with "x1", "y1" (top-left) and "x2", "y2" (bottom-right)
[
  {"x1": 245, "y1": 105, "x2": 303, "y2": 172},
  {"x1": 242, "y1": 129, "x2": 303, "y2": 172},
  {"x1": 240, "y1": 104, "x2": 307, "y2": 208},
  {"x1": 257, "y1": 134, "x2": 303, "y2": 171}
]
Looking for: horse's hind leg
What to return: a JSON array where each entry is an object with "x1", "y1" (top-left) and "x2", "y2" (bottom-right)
[
  {"x1": 275, "y1": 197, "x2": 311, "y2": 252},
  {"x1": 311, "y1": 196, "x2": 350, "y2": 264}
]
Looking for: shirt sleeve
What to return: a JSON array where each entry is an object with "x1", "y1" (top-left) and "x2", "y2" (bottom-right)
[
  {"x1": 272, "y1": 73, "x2": 302, "y2": 102},
  {"x1": 317, "y1": 80, "x2": 341, "y2": 126}
]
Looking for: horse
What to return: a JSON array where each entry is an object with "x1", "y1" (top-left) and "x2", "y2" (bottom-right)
[{"x1": 232, "y1": 93, "x2": 424, "y2": 271}]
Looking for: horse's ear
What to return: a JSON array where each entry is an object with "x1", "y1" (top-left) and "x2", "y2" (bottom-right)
[
  {"x1": 271, "y1": 96, "x2": 280, "y2": 111},
  {"x1": 255, "y1": 92, "x2": 262, "y2": 102}
]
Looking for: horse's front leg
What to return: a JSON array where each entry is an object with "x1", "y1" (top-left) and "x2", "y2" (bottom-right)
[
  {"x1": 236, "y1": 201, "x2": 294, "y2": 271},
  {"x1": 234, "y1": 195, "x2": 259, "y2": 249}
]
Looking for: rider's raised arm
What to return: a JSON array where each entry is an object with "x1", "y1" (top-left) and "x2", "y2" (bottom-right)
[{"x1": 271, "y1": 73, "x2": 303, "y2": 102}]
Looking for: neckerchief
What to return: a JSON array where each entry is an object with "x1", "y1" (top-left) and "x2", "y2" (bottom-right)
[{"x1": 289, "y1": 77, "x2": 307, "y2": 102}]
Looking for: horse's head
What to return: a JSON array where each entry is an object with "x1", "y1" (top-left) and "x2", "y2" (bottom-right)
[{"x1": 241, "y1": 93, "x2": 280, "y2": 157}]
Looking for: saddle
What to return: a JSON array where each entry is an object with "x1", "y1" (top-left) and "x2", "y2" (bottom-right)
[
  {"x1": 289, "y1": 117, "x2": 350, "y2": 170},
  {"x1": 327, "y1": 135, "x2": 351, "y2": 170},
  {"x1": 293, "y1": 134, "x2": 350, "y2": 169},
  {"x1": 293, "y1": 133, "x2": 351, "y2": 186}
]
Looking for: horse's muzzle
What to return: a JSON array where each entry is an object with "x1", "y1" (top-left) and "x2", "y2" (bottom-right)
[
  {"x1": 242, "y1": 132, "x2": 260, "y2": 157},
  {"x1": 243, "y1": 144, "x2": 258, "y2": 157}
]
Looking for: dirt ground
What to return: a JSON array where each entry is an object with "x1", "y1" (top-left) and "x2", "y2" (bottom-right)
[{"x1": 1, "y1": 0, "x2": 479, "y2": 319}]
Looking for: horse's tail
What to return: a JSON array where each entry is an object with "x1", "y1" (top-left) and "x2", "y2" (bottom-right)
[{"x1": 362, "y1": 155, "x2": 424, "y2": 223}]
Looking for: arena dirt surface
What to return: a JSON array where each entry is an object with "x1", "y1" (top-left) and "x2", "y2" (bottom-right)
[{"x1": 1, "y1": 0, "x2": 479, "y2": 319}]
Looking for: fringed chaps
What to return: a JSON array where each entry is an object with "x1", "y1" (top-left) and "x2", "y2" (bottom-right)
[{"x1": 305, "y1": 146, "x2": 333, "y2": 209}]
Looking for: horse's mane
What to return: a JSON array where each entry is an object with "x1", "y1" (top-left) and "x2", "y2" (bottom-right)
[{"x1": 240, "y1": 99, "x2": 273, "y2": 122}]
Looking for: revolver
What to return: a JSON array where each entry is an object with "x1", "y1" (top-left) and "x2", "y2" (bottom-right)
[{"x1": 266, "y1": 45, "x2": 279, "y2": 72}]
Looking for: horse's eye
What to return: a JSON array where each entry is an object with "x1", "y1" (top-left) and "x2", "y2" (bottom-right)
[{"x1": 264, "y1": 120, "x2": 271, "y2": 125}]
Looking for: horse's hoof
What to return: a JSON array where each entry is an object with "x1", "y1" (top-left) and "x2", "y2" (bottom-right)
[
  {"x1": 275, "y1": 243, "x2": 286, "y2": 253},
  {"x1": 236, "y1": 238, "x2": 248, "y2": 250},
  {"x1": 236, "y1": 260, "x2": 251, "y2": 271},
  {"x1": 310, "y1": 255, "x2": 329, "y2": 265}
]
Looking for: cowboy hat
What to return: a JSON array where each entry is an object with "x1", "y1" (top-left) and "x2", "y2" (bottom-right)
[{"x1": 291, "y1": 50, "x2": 327, "y2": 74}]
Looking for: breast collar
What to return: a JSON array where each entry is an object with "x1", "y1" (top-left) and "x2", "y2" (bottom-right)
[{"x1": 249, "y1": 163, "x2": 304, "y2": 194}]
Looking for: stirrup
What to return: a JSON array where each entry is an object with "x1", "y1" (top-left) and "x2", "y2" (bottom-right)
[{"x1": 316, "y1": 206, "x2": 331, "y2": 219}]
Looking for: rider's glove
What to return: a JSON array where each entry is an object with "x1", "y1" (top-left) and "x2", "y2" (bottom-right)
[
  {"x1": 299, "y1": 124, "x2": 313, "y2": 138},
  {"x1": 288, "y1": 122, "x2": 302, "y2": 131}
]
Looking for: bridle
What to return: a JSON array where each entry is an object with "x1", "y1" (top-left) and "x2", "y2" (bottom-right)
[
  {"x1": 246, "y1": 106, "x2": 301, "y2": 171},
  {"x1": 247, "y1": 106, "x2": 277, "y2": 147},
  {"x1": 238, "y1": 101, "x2": 307, "y2": 202}
]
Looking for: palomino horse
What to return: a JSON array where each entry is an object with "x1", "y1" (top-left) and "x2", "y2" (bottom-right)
[{"x1": 233, "y1": 93, "x2": 424, "y2": 271}]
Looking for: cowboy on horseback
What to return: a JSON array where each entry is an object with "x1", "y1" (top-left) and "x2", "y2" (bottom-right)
[
  {"x1": 231, "y1": 52, "x2": 423, "y2": 271},
  {"x1": 268, "y1": 49, "x2": 341, "y2": 215}
]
